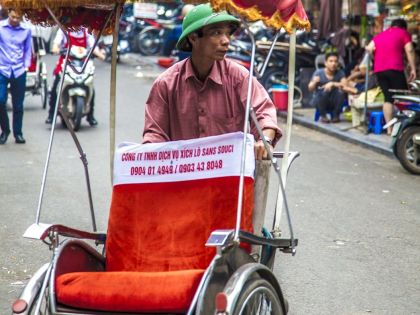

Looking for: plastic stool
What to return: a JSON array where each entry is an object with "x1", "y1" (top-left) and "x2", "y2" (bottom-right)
[
  {"x1": 314, "y1": 109, "x2": 333, "y2": 121},
  {"x1": 368, "y1": 111, "x2": 385, "y2": 134}
]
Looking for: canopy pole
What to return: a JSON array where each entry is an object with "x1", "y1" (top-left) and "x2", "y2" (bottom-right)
[
  {"x1": 110, "y1": 6, "x2": 121, "y2": 184},
  {"x1": 274, "y1": 28, "x2": 296, "y2": 234}
]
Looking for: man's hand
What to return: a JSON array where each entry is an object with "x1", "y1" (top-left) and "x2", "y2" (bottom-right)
[
  {"x1": 254, "y1": 139, "x2": 273, "y2": 160},
  {"x1": 408, "y1": 69, "x2": 416, "y2": 82},
  {"x1": 308, "y1": 75, "x2": 321, "y2": 92},
  {"x1": 94, "y1": 47, "x2": 106, "y2": 61},
  {"x1": 322, "y1": 81, "x2": 337, "y2": 92},
  {"x1": 51, "y1": 43, "x2": 60, "y2": 55}
]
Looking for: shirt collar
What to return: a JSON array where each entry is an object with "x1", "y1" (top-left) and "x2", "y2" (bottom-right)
[
  {"x1": 1, "y1": 19, "x2": 24, "y2": 30},
  {"x1": 185, "y1": 58, "x2": 223, "y2": 86}
]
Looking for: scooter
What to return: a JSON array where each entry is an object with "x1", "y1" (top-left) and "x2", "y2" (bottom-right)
[
  {"x1": 385, "y1": 81, "x2": 420, "y2": 175},
  {"x1": 57, "y1": 46, "x2": 95, "y2": 131}
]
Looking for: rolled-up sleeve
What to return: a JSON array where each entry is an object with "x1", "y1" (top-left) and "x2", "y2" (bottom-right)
[
  {"x1": 241, "y1": 76, "x2": 282, "y2": 146},
  {"x1": 142, "y1": 78, "x2": 171, "y2": 143}
]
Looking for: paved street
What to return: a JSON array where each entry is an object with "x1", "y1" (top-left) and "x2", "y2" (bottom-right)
[{"x1": 0, "y1": 55, "x2": 419, "y2": 314}]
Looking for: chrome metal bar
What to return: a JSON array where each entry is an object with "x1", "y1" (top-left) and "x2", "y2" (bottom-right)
[
  {"x1": 256, "y1": 30, "x2": 281, "y2": 78},
  {"x1": 58, "y1": 111, "x2": 97, "y2": 231},
  {"x1": 234, "y1": 17, "x2": 256, "y2": 242},
  {"x1": 35, "y1": 4, "x2": 71, "y2": 224},
  {"x1": 32, "y1": 262, "x2": 53, "y2": 315},
  {"x1": 362, "y1": 53, "x2": 371, "y2": 127},
  {"x1": 110, "y1": 5, "x2": 121, "y2": 184},
  {"x1": 186, "y1": 255, "x2": 219, "y2": 315},
  {"x1": 274, "y1": 29, "x2": 297, "y2": 233}
]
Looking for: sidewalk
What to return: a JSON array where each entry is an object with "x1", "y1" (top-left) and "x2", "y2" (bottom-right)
[{"x1": 280, "y1": 107, "x2": 393, "y2": 156}]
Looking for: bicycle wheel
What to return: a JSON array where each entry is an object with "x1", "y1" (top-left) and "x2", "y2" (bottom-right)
[{"x1": 233, "y1": 279, "x2": 284, "y2": 315}]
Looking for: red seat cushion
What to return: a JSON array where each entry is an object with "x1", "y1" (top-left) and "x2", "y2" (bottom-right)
[{"x1": 56, "y1": 270, "x2": 205, "y2": 313}]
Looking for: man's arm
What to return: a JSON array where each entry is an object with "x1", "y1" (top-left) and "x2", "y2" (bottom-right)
[
  {"x1": 142, "y1": 79, "x2": 171, "y2": 143},
  {"x1": 308, "y1": 71, "x2": 321, "y2": 92},
  {"x1": 241, "y1": 76, "x2": 281, "y2": 159},
  {"x1": 365, "y1": 40, "x2": 375, "y2": 54},
  {"x1": 404, "y1": 42, "x2": 416, "y2": 82},
  {"x1": 23, "y1": 29, "x2": 32, "y2": 69}
]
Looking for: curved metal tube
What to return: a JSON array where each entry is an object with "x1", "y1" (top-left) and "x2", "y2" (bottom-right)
[{"x1": 223, "y1": 262, "x2": 285, "y2": 314}]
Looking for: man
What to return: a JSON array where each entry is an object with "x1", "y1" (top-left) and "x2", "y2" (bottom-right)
[
  {"x1": 45, "y1": 28, "x2": 105, "y2": 125},
  {"x1": 143, "y1": 4, "x2": 281, "y2": 159},
  {"x1": 308, "y1": 52, "x2": 347, "y2": 123},
  {"x1": 0, "y1": 9, "x2": 31, "y2": 144},
  {"x1": 366, "y1": 19, "x2": 416, "y2": 134}
]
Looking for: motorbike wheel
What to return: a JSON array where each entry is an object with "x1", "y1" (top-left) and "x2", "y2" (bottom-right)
[
  {"x1": 41, "y1": 79, "x2": 48, "y2": 109},
  {"x1": 259, "y1": 67, "x2": 303, "y2": 108},
  {"x1": 396, "y1": 126, "x2": 420, "y2": 175},
  {"x1": 72, "y1": 96, "x2": 84, "y2": 132},
  {"x1": 137, "y1": 27, "x2": 162, "y2": 56}
]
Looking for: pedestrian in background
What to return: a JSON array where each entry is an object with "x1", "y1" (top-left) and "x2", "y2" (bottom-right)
[
  {"x1": 366, "y1": 18, "x2": 417, "y2": 135},
  {"x1": 0, "y1": 8, "x2": 32, "y2": 144},
  {"x1": 308, "y1": 52, "x2": 347, "y2": 123}
]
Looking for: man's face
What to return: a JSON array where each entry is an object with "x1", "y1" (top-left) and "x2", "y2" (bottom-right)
[
  {"x1": 8, "y1": 10, "x2": 22, "y2": 27},
  {"x1": 191, "y1": 22, "x2": 234, "y2": 61},
  {"x1": 325, "y1": 56, "x2": 339, "y2": 72}
]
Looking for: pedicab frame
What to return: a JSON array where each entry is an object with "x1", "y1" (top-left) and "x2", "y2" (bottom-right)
[{"x1": 5, "y1": 0, "x2": 311, "y2": 314}]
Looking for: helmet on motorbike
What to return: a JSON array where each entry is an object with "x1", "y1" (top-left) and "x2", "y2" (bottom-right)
[{"x1": 176, "y1": 3, "x2": 240, "y2": 52}]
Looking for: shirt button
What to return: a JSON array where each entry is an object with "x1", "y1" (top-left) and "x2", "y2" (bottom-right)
[{"x1": 198, "y1": 108, "x2": 205, "y2": 116}]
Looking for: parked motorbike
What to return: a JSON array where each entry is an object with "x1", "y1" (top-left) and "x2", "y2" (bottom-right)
[
  {"x1": 385, "y1": 81, "x2": 420, "y2": 175},
  {"x1": 57, "y1": 46, "x2": 95, "y2": 131},
  {"x1": 98, "y1": 19, "x2": 131, "y2": 62}
]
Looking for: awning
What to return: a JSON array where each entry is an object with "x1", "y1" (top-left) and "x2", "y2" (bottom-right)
[
  {"x1": 1, "y1": 0, "x2": 310, "y2": 32},
  {"x1": 196, "y1": 0, "x2": 311, "y2": 32}
]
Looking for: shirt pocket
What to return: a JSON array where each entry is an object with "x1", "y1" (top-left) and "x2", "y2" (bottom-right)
[{"x1": 209, "y1": 113, "x2": 243, "y2": 135}]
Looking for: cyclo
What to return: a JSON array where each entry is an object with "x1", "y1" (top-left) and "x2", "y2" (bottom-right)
[{"x1": 7, "y1": 0, "x2": 310, "y2": 314}]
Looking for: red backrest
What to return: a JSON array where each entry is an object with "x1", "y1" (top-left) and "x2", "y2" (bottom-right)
[
  {"x1": 105, "y1": 133, "x2": 255, "y2": 272},
  {"x1": 28, "y1": 55, "x2": 37, "y2": 73}
]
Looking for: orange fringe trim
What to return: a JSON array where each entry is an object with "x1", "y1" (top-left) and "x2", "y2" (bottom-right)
[
  {"x1": 0, "y1": 0, "x2": 121, "y2": 10},
  {"x1": 210, "y1": 0, "x2": 310, "y2": 32}
]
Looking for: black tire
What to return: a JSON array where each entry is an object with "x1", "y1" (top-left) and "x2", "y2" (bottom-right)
[
  {"x1": 233, "y1": 279, "x2": 284, "y2": 315},
  {"x1": 137, "y1": 28, "x2": 162, "y2": 56},
  {"x1": 72, "y1": 96, "x2": 84, "y2": 131},
  {"x1": 396, "y1": 126, "x2": 420, "y2": 175},
  {"x1": 41, "y1": 79, "x2": 48, "y2": 109}
]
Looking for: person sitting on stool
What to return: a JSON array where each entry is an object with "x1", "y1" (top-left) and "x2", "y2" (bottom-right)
[{"x1": 308, "y1": 52, "x2": 347, "y2": 123}]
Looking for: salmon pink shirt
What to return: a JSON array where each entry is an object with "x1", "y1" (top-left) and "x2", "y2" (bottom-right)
[
  {"x1": 372, "y1": 27, "x2": 411, "y2": 73},
  {"x1": 143, "y1": 58, "x2": 281, "y2": 145}
]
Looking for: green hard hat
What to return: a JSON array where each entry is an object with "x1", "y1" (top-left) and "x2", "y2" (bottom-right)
[{"x1": 176, "y1": 3, "x2": 240, "y2": 52}]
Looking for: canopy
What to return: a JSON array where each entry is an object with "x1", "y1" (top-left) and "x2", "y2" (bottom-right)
[
  {"x1": 186, "y1": 0, "x2": 310, "y2": 32},
  {"x1": 2, "y1": 0, "x2": 310, "y2": 32},
  {"x1": 0, "y1": 0, "x2": 124, "y2": 31}
]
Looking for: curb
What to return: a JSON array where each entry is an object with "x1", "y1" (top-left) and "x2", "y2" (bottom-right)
[{"x1": 278, "y1": 111, "x2": 394, "y2": 157}]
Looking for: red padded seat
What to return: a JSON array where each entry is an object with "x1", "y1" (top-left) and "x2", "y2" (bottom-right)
[{"x1": 56, "y1": 270, "x2": 204, "y2": 313}]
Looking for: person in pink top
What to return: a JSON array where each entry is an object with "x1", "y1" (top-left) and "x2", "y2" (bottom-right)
[
  {"x1": 366, "y1": 19, "x2": 416, "y2": 134},
  {"x1": 142, "y1": 4, "x2": 281, "y2": 160}
]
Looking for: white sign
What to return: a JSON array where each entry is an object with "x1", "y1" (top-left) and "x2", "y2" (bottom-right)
[
  {"x1": 366, "y1": 2, "x2": 379, "y2": 17},
  {"x1": 113, "y1": 132, "x2": 255, "y2": 185},
  {"x1": 133, "y1": 2, "x2": 158, "y2": 19}
]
